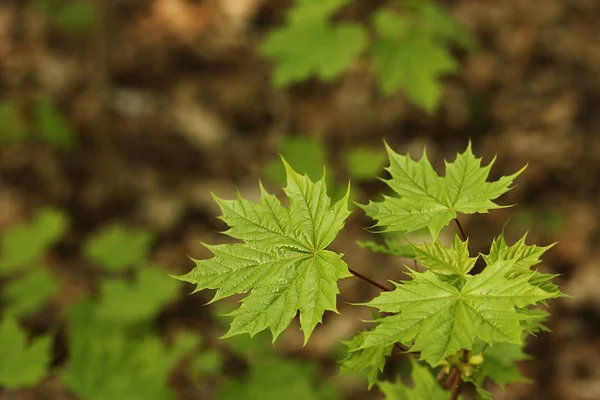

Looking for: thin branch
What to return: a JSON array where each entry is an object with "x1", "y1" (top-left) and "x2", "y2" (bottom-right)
[
  {"x1": 436, "y1": 367, "x2": 447, "y2": 382},
  {"x1": 450, "y1": 372, "x2": 462, "y2": 400},
  {"x1": 444, "y1": 367, "x2": 458, "y2": 389},
  {"x1": 348, "y1": 268, "x2": 392, "y2": 292},
  {"x1": 453, "y1": 218, "x2": 467, "y2": 241}
]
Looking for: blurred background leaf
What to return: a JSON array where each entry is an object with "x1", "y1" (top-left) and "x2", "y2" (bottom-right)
[
  {"x1": 0, "y1": 316, "x2": 53, "y2": 389},
  {"x1": 344, "y1": 146, "x2": 387, "y2": 181},
  {"x1": 35, "y1": 96, "x2": 77, "y2": 150},
  {"x1": 2, "y1": 269, "x2": 59, "y2": 316},
  {"x1": 0, "y1": 208, "x2": 68, "y2": 275},
  {"x1": 0, "y1": 101, "x2": 28, "y2": 143},
  {"x1": 84, "y1": 225, "x2": 154, "y2": 271},
  {"x1": 96, "y1": 267, "x2": 180, "y2": 324}
]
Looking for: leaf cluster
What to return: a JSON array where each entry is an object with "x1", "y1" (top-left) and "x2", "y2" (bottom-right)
[
  {"x1": 180, "y1": 140, "x2": 564, "y2": 399},
  {"x1": 261, "y1": 0, "x2": 475, "y2": 112},
  {"x1": 0, "y1": 215, "x2": 186, "y2": 393}
]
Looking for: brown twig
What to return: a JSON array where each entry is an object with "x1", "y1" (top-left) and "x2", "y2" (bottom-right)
[
  {"x1": 444, "y1": 367, "x2": 458, "y2": 389},
  {"x1": 436, "y1": 367, "x2": 447, "y2": 382},
  {"x1": 348, "y1": 268, "x2": 392, "y2": 292},
  {"x1": 450, "y1": 372, "x2": 462, "y2": 400},
  {"x1": 444, "y1": 367, "x2": 459, "y2": 389},
  {"x1": 454, "y1": 218, "x2": 467, "y2": 241}
]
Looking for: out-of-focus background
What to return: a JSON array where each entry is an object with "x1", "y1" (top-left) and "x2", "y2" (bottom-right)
[{"x1": 0, "y1": 0, "x2": 598, "y2": 399}]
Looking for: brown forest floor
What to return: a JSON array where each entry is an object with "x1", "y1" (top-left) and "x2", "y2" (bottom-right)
[{"x1": 1, "y1": 0, "x2": 600, "y2": 399}]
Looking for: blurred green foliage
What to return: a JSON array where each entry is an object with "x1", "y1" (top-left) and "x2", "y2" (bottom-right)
[
  {"x1": 261, "y1": 0, "x2": 475, "y2": 112},
  {"x1": 344, "y1": 146, "x2": 387, "y2": 180},
  {"x1": 512, "y1": 207, "x2": 564, "y2": 237},
  {"x1": 218, "y1": 358, "x2": 339, "y2": 400},
  {"x1": 472, "y1": 341, "x2": 531, "y2": 388},
  {"x1": 0, "y1": 98, "x2": 77, "y2": 149},
  {"x1": 192, "y1": 348, "x2": 223, "y2": 378},
  {"x1": 0, "y1": 208, "x2": 344, "y2": 397},
  {"x1": 84, "y1": 224, "x2": 154, "y2": 271},
  {"x1": 0, "y1": 207, "x2": 68, "y2": 275},
  {"x1": 95, "y1": 267, "x2": 179, "y2": 324},
  {"x1": 34, "y1": 0, "x2": 94, "y2": 34},
  {"x1": 378, "y1": 359, "x2": 449, "y2": 399},
  {"x1": 3, "y1": 269, "x2": 59, "y2": 317},
  {"x1": 61, "y1": 301, "x2": 195, "y2": 400},
  {"x1": 0, "y1": 101, "x2": 28, "y2": 143},
  {"x1": 0, "y1": 316, "x2": 53, "y2": 389},
  {"x1": 371, "y1": 9, "x2": 457, "y2": 113},
  {"x1": 260, "y1": 0, "x2": 367, "y2": 86},
  {"x1": 35, "y1": 96, "x2": 77, "y2": 150}
]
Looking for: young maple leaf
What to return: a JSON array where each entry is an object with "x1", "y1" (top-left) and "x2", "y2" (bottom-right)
[
  {"x1": 260, "y1": 0, "x2": 367, "y2": 86},
  {"x1": 411, "y1": 234, "x2": 477, "y2": 286},
  {"x1": 378, "y1": 359, "x2": 450, "y2": 400},
  {"x1": 339, "y1": 331, "x2": 393, "y2": 389},
  {"x1": 357, "y1": 237, "x2": 560, "y2": 366},
  {"x1": 360, "y1": 142, "x2": 525, "y2": 239},
  {"x1": 484, "y1": 233, "x2": 562, "y2": 296},
  {"x1": 176, "y1": 159, "x2": 351, "y2": 343}
]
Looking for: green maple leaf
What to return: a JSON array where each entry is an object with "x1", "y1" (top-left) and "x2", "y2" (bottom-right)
[
  {"x1": 218, "y1": 358, "x2": 339, "y2": 400},
  {"x1": 378, "y1": 359, "x2": 450, "y2": 400},
  {"x1": 412, "y1": 234, "x2": 477, "y2": 286},
  {"x1": 484, "y1": 233, "x2": 553, "y2": 271},
  {"x1": 358, "y1": 243, "x2": 558, "y2": 365},
  {"x1": 0, "y1": 207, "x2": 68, "y2": 275},
  {"x1": 3, "y1": 269, "x2": 59, "y2": 316},
  {"x1": 176, "y1": 159, "x2": 352, "y2": 343},
  {"x1": 0, "y1": 315, "x2": 53, "y2": 388},
  {"x1": 260, "y1": 0, "x2": 367, "y2": 86},
  {"x1": 484, "y1": 233, "x2": 561, "y2": 294},
  {"x1": 84, "y1": 224, "x2": 154, "y2": 271},
  {"x1": 61, "y1": 301, "x2": 194, "y2": 400},
  {"x1": 361, "y1": 142, "x2": 525, "y2": 239},
  {"x1": 339, "y1": 331, "x2": 393, "y2": 388},
  {"x1": 96, "y1": 267, "x2": 180, "y2": 324}
]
